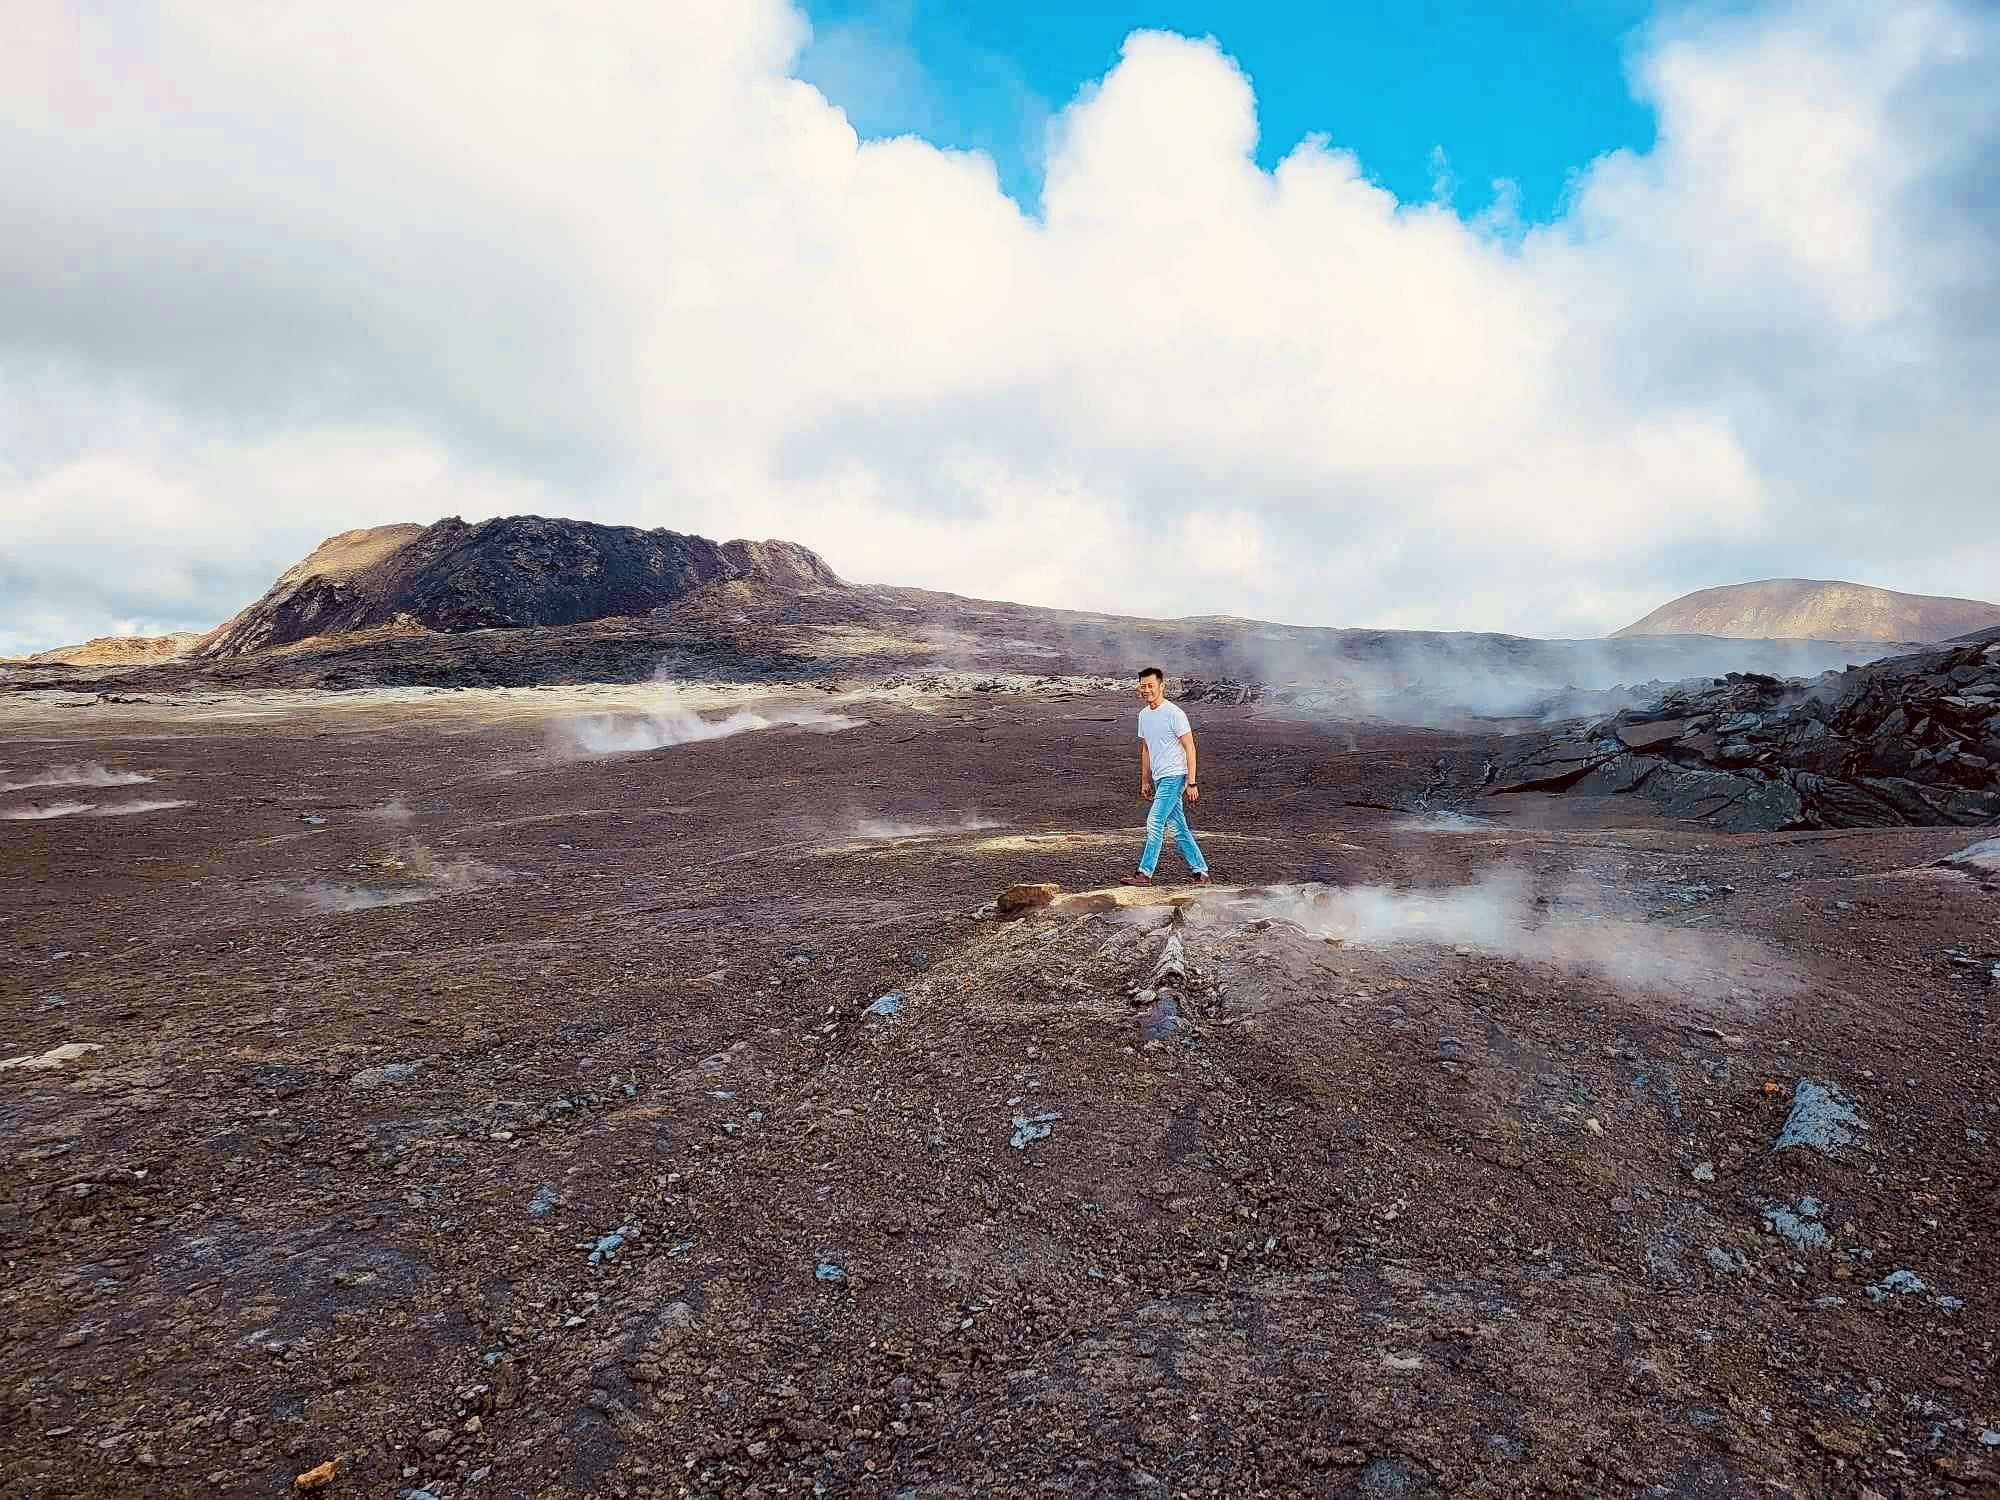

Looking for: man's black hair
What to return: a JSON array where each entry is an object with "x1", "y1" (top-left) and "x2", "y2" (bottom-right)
[{"x1": 1138, "y1": 666, "x2": 1165, "y2": 683}]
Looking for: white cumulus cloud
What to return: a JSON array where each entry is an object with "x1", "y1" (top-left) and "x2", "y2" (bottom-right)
[{"x1": 0, "y1": 0, "x2": 1994, "y2": 655}]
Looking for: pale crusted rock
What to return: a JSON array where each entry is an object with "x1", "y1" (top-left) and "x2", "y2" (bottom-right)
[{"x1": 0, "y1": 1042, "x2": 104, "y2": 1073}]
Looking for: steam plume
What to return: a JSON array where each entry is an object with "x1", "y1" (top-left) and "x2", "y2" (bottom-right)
[
  {"x1": 0, "y1": 799, "x2": 191, "y2": 820},
  {"x1": 551, "y1": 683, "x2": 862, "y2": 757},
  {"x1": 0, "y1": 764, "x2": 153, "y2": 793},
  {"x1": 296, "y1": 844, "x2": 502, "y2": 914},
  {"x1": 1, "y1": 802, "x2": 98, "y2": 820},
  {"x1": 303, "y1": 886, "x2": 435, "y2": 914},
  {"x1": 849, "y1": 815, "x2": 1002, "y2": 842},
  {"x1": 1200, "y1": 873, "x2": 1797, "y2": 1007}
]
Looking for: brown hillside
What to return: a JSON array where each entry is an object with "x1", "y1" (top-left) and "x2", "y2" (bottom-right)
[
  {"x1": 23, "y1": 630, "x2": 209, "y2": 667},
  {"x1": 1613, "y1": 578, "x2": 2000, "y2": 643}
]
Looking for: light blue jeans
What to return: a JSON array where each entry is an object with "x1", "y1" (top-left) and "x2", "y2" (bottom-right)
[{"x1": 1140, "y1": 775, "x2": 1207, "y2": 877}]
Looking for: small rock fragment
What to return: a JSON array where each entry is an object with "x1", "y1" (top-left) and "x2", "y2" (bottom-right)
[
  {"x1": 1763, "y1": 1197, "x2": 1829, "y2": 1250},
  {"x1": 1864, "y1": 1269, "x2": 1927, "y2": 1303},
  {"x1": 1357, "y1": 1456, "x2": 1431, "y2": 1494},
  {"x1": 584, "y1": 1226, "x2": 635, "y2": 1264},
  {"x1": 997, "y1": 882, "x2": 1060, "y2": 915},
  {"x1": 1772, "y1": 1079, "x2": 1866, "y2": 1156},
  {"x1": 350, "y1": 1062, "x2": 421, "y2": 1090},
  {"x1": 1809, "y1": 1423, "x2": 1866, "y2": 1457},
  {"x1": 1010, "y1": 1110, "x2": 1061, "y2": 1149},
  {"x1": 1141, "y1": 993, "x2": 1181, "y2": 1042},
  {"x1": 294, "y1": 1458, "x2": 340, "y2": 1491}
]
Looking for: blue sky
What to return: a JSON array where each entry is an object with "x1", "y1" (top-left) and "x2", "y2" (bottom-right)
[{"x1": 798, "y1": 0, "x2": 1661, "y2": 219}]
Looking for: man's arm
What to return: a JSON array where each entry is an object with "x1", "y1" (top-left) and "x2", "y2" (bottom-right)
[
  {"x1": 1178, "y1": 730, "x2": 1198, "y2": 799},
  {"x1": 1139, "y1": 737, "x2": 1152, "y2": 793}
]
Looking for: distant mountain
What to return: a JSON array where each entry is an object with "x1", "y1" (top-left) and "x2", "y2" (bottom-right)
[
  {"x1": 14, "y1": 525, "x2": 1938, "y2": 722},
  {"x1": 194, "y1": 515, "x2": 844, "y2": 658},
  {"x1": 21, "y1": 631, "x2": 208, "y2": 667},
  {"x1": 1612, "y1": 579, "x2": 2000, "y2": 644}
]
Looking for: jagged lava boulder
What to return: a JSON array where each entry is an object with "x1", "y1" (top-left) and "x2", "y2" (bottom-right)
[
  {"x1": 1479, "y1": 635, "x2": 2000, "y2": 830},
  {"x1": 199, "y1": 516, "x2": 843, "y2": 658}
]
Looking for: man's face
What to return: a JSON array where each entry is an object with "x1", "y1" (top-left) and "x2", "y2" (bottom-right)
[{"x1": 1137, "y1": 674, "x2": 1165, "y2": 708}]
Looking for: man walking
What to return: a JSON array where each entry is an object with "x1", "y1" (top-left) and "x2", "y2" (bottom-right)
[{"x1": 1124, "y1": 667, "x2": 1210, "y2": 887}]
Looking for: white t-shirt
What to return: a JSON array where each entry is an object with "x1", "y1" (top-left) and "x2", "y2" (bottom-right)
[{"x1": 1137, "y1": 701, "x2": 1193, "y2": 779}]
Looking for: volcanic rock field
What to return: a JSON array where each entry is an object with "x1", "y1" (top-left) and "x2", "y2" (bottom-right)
[{"x1": 3, "y1": 662, "x2": 1997, "y2": 1499}]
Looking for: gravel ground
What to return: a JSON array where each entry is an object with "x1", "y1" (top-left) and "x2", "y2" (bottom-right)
[{"x1": 2, "y1": 684, "x2": 1996, "y2": 1499}]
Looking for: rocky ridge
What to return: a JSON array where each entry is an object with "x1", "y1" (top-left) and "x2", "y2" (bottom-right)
[
  {"x1": 196, "y1": 516, "x2": 844, "y2": 659},
  {"x1": 1478, "y1": 634, "x2": 2000, "y2": 830}
]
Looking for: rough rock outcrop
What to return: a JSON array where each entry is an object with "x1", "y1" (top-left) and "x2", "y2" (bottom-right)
[
  {"x1": 1479, "y1": 637, "x2": 2000, "y2": 830},
  {"x1": 198, "y1": 516, "x2": 843, "y2": 657}
]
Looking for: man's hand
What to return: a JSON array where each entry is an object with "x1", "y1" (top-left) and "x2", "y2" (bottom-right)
[
  {"x1": 1185, "y1": 784, "x2": 1200, "y2": 804},
  {"x1": 1140, "y1": 779, "x2": 1153, "y2": 800}
]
